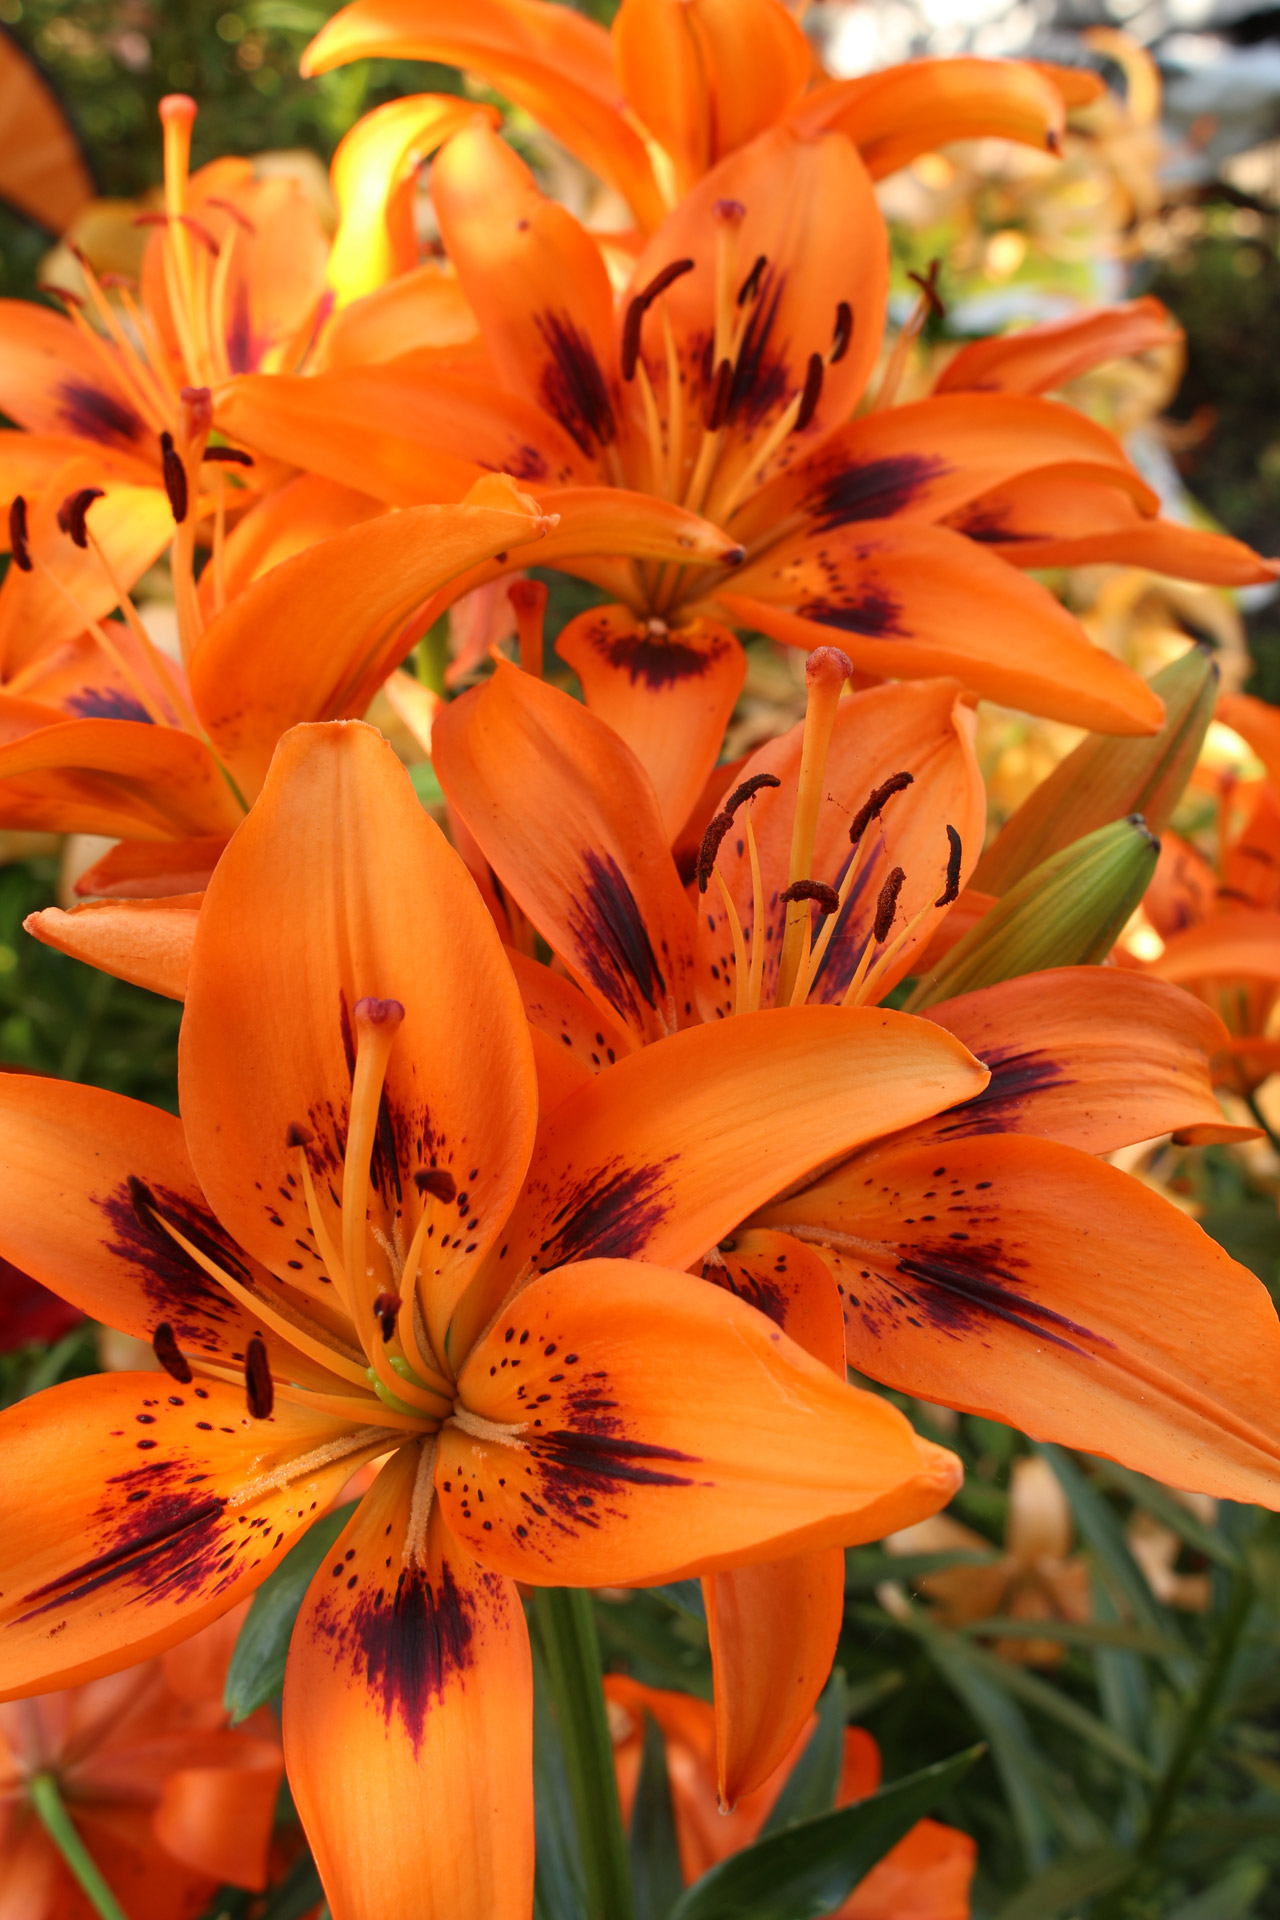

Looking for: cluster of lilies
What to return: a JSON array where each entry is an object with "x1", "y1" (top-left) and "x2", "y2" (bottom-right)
[{"x1": 0, "y1": 2, "x2": 1278, "y2": 1916}]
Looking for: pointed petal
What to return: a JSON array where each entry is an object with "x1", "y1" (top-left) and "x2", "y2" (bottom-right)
[
  {"x1": 922, "y1": 968, "x2": 1240, "y2": 1153},
  {"x1": 329, "y1": 95, "x2": 498, "y2": 305},
  {"x1": 0, "y1": 1373, "x2": 362, "y2": 1697},
  {"x1": 557, "y1": 607, "x2": 746, "y2": 842},
  {"x1": 284, "y1": 1449, "x2": 533, "y2": 1920},
  {"x1": 0, "y1": 34, "x2": 94, "y2": 231},
  {"x1": 721, "y1": 522, "x2": 1165, "y2": 736},
  {"x1": 197, "y1": 473, "x2": 384, "y2": 620},
  {"x1": 313, "y1": 261, "x2": 483, "y2": 372},
  {"x1": 701, "y1": 1226, "x2": 846, "y2": 1804},
  {"x1": 180, "y1": 721, "x2": 537, "y2": 1348},
  {"x1": 25, "y1": 895, "x2": 198, "y2": 1000},
  {"x1": 1218, "y1": 692, "x2": 1280, "y2": 791},
  {"x1": 1150, "y1": 910, "x2": 1280, "y2": 989},
  {"x1": 188, "y1": 486, "x2": 556, "y2": 796},
  {"x1": 0, "y1": 1072, "x2": 353, "y2": 1378},
  {"x1": 441, "y1": 1257, "x2": 962, "y2": 1582},
  {"x1": 0, "y1": 719, "x2": 244, "y2": 840},
  {"x1": 73, "y1": 835, "x2": 226, "y2": 899},
  {"x1": 432, "y1": 121, "x2": 619, "y2": 461},
  {"x1": 302, "y1": 0, "x2": 666, "y2": 230},
  {"x1": 507, "y1": 946, "x2": 632, "y2": 1080},
  {"x1": 791, "y1": 58, "x2": 1065, "y2": 176},
  {"x1": 935, "y1": 298, "x2": 1180, "y2": 396},
  {"x1": 696, "y1": 678, "x2": 984, "y2": 1015},
  {"x1": 153, "y1": 1743, "x2": 284, "y2": 1889},
  {"x1": 761, "y1": 1133, "x2": 1280, "y2": 1506},
  {"x1": 0, "y1": 429, "x2": 154, "y2": 518},
  {"x1": 0, "y1": 302, "x2": 154, "y2": 453},
  {"x1": 448, "y1": 1003, "x2": 988, "y2": 1355},
  {"x1": 434, "y1": 658, "x2": 698, "y2": 1042},
  {"x1": 843, "y1": 1818, "x2": 976, "y2": 1920}
]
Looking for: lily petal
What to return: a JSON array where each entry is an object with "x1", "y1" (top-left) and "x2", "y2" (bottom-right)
[
  {"x1": 1218, "y1": 691, "x2": 1280, "y2": 791},
  {"x1": 73, "y1": 835, "x2": 227, "y2": 900},
  {"x1": 0, "y1": 301, "x2": 154, "y2": 453},
  {"x1": 507, "y1": 946, "x2": 634, "y2": 1079},
  {"x1": 440, "y1": 1258, "x2": 962, "y2": 1582},
  {"x1": 1150, "y1": 910, "x2": 1280, "y2": 989},
  {"x1": 284, "y1": 1446, "x2": 533, "y2": 1920},
  {"x1": 935, "y1": 298, "x2": 1180, "y2": 395},
  {"x1": 434, "y1": 659, "x2": 698, "y2": 1042},
  {"x1": 25, "y1": 894, "x2": 199, "y2": 1000},
  {"x1": 790, "y1": 58, "x2": 1065, "y2": 176},
  {"x1": 181, "y1": 721, "x2": 537, "y2": 1350},
  {"x1": 197, "y1": 474, "x2": 384, "y2": 620},
  {"x1": 0, "y1": 1373, "x2": 361, "y2": 1698},
  {"x1": 761, "y1": 1133, "x2": 1280, "y2": 1506},
  {"x1": 0, "y1": 719, "x2": 244, "y2": 840},
  {"x1": 557, "y1": 606, "x2": 746, "y2": 842}
]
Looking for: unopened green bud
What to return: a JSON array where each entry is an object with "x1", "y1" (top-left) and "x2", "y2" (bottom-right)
[
  {"x1": 973, "y1": 645, "x2": 1215, "y2": 896},
  {"x1": 906, "y1": 814, "x2": 1160, "y2": 1011}
]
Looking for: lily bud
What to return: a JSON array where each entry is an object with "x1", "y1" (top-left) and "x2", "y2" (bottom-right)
[
  {"x1": 973, "y1": 645, "x2": 1215, "y2": 896},
  {"x1": 907, "y1": 815, "x2": 1160, "y2": 1011}
]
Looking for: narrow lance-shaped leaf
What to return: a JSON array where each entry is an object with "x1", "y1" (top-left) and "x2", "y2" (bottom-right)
[
  {"x1": 906, "y1": 816, "x2": 1160, "y2": 1011},
  {"x1": 630, "y1": 1712, "x2": 685, "y2": 1920},
  {"x1": 973, "y1": 645, "x2": 1215, "y2": 895}
]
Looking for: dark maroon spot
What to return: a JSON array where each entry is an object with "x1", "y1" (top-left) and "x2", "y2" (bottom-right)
[
  {"x1": 159, "y1": 432, "x2": 188, "y2": 523},
  {"x1": 535, "y1": 311, "x2": 615, "y2": 455},
  {"x1": 794, "y1": 352, "x2": 824, "y2": 433},
  {"x1": 245, "y1": 1335, "x2": 273, "y2": 1419},
  {"x1": 889, "y1": 1239, "x2": 1097, "y2": 1353},
  {"x1": 801, "y1": 585, "x2": 907, "y2": 641},
  {"x1": 98, "y1": 1178, "x2": 248, "y2": 1354},
  {"x1": 932, "y1": 1049, "x2": 1074, "y2": 1137},
  {"x1": 224, "y1": 278, "x2": 257, "y2": 374},
  {"x1": 64, "y1": 687, "x2": 153, "y2": 722},
  {"x1": 18, "y1": 1467, "x2": 229, "y2": 1619},
  {"x1": 535, "y1": 1157, "x2": 674, "y2": 1271},
  {"x1": 56, "y1": 379, "x2": 146, "y2": 449},
  {"x1": 585, "y1": 622, "x2": 719, "y2": 689},
  {"x1": 724, "y1": 270, "x2": 789, "y2": 430},
  {"x1": 806, "y1": 453, "x2": 948, "y2": 531},
  {"x1": 566, "y1": 849, "x2": 666, "y2": 1029},
  {"x1": 8, "y1": 496, "x2": 31, "y2": 572}
]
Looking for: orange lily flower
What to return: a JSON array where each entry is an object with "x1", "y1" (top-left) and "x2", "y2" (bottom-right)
[
  {"x1": 0, "y1": 1608, "x2": 283, "y2": 1920},
  {"x1": 217, "y1": 112, "x2": 1273, "y2": 817},
  {"x1": 606, "y1": 1675, "x2": 976, "y2": 1920},
  {"x1": 0, "y1": 718, "x2": 982, "y2": 1920},
  {"x1": 0, "y1": 1256, "x2": 83, "y2": 1354},
  {"x1": 300, "y1": 0, "x2": 1094, "y2": 231}
]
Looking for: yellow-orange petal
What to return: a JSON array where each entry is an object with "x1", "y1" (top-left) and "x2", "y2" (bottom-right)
[{"x1": 25, "y1": 895, "x2": 199, "y2": 1000}]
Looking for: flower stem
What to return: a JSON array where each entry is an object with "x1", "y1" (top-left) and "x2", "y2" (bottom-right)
[
  {"x1": 29, "y1": 1772, "x2": 129, "y2": 1920},
  {"x1": 1245, "y1": 1090, "x2": 1280, "y2": 1159},
  {"x1": 529, "y1": 1588, "x2": 635, "y2": 1920}
]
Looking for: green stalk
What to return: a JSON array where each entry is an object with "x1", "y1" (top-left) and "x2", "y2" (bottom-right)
[
  {"x1": 530, "y1": 1587, "x2": 636, "y2": 1920},
  {"x1": 29, "y1": 1772, "x2": 129, "y2": 1920},
  {"x1": 1245, "y1": 1090, "x2": 1280, "y2": 1159}
]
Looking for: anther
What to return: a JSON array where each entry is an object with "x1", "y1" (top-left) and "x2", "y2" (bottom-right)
[
  {"x1": 780, "y1": 879, "x2": 841, "y2": 916},
  {"x1": 37, "y1": 282, "x2": 85, "y2": 308},
  {"x1": 723, "y1": 772, "x2": 782, "y2": 815},
  {"x1": 203, "y1": 446, "x2": 254, "y2": 466},
  {"x1": 177, "y1": 214, "x2": 219, "y2": 255},
  {"x1": 705, "y1": 357, "x2": 733, "y2": 432},
  {"x1": 159, "y1": 432, "x2": 188, "y2": 523},
  {"x1": 737, "y1": 254, "x2": 766, "y2": 306},
  {"x1": 831, "y1": 302, "x2": 854, "y2": 363},
  {"x1": 127, "y1": 1173, "x2": 159, "y2": 1232},
  {"x1": 849, "y1": 772, "x2": 914, "y2": 847},
  {"x1": 935, "y1": 825, "x2": 963, "y2": 907},
  {"x1": 204, "y1": 195, "x2": 256, "y2": 234},
  {"x1": 57, "y1": 487, "x2": 104, "y2": 549},
  {"x1": 794, "y1": 352, "x2": 824, "y2": 433},
  {"x1": 8, "y1": 496, "x2": 32, "y2": 572},
  {"x1": 152, "y1": 1321, "x2": 193, "y2": 1384},
  {"x1": 245, "y1": 1335, "x2": 274, "y2": 1419},
  {"x1": 697, "y1": 811, "x2": 735, "y2": 893},
  {"x1": 414, "y1": 1168, "x2": 457, "y2": 1203},
  {"x1": 621, "y1": 257, "x2": 695, "y2": 380},
  {"x1": 354, "y1": 996, "x2": 405, "y2": 1028},
  {"x1": 286, "y1": 1122, "x2": 313, "y2": 1148},
  {"x1": 874, "y1": 866, "x2": 906, "y2": 944},
  {"x1": 1046, "y1": 127, "x2": 1061, "y2": 155},
  {"x1": 373, "y1": 1291, "x2": 400, "y2": 1342},
  {"x1": 132, "y1": 212, "x2": 170, "y2": 230},
  {"x1": 906, "y1": 259, "x2": 946, "y2": 322}
]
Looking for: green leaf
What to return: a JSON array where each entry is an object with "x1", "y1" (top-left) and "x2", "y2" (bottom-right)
[
  {"x1": 630, "y1": 1713, "x2": 685, "y2": 1920},
  {"x1": 761, "y1": 1670, "x2": 848, "y2": 1836},
  {"x1": 954, "y1": 1615, "x2": 1185, "y2": 1657},
  {"x1": 1037, "y1": 1446, "x2": 1189, "y2": 1669},
  {"x1": 845, "y1": 1548, "x2": 1000, "y2": 1591},
  {"x1": 1092, "y1": 1461, "x2": 1244, "y2": 1571},
  {"x1": 1168, "y1": 1861, "x2": 1270, "y2": 1920},
  {"x1": 256, "y1": 1848, "x2": 325, "y2": 1920},
  {"x1": 408, "y1": 760, "x2": 445, "y2": 808},
  {"x1": 952, "y1": 1639, "x2": 1155, "y2": 1780},
  {"x1": 667, "y1": 1746, "x2": 983, "y2": 1920},
  {"x1": 224, "y1": 1504, "x2": 356, "y2": 1722},
  {"x1": 531, "y1": 1625, "x2": 588, "y2": 1920},
  {"x1": 649, "y1": 1581, "x2": 706, "y2": 1620},
  {"x1": 991, "y1": 1845, "x2": 1132, "y2": 1920}
]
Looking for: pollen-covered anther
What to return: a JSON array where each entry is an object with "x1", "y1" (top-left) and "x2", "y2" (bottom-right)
[
  {"x1": 935, "y1": 825, "x2": 963, "y2": 908},
  {"x1": 414, "y1": 1168, "x2": 457, "y2": 1204},
  {"x1": 723, "y1": 772, "x2": 782, "y2": 816},
  {"x1": 874, "y1": 866, "x2": 906, "y2": 944},
  {"x1": 152, "y1": 1320, "x2": 193, "y2": 1384},
  {"x1": 244, "y1": 1335, "x2": 274, "y2": 1419},
  {"x1": 849, "y1": 771, "x2": 914, "y2": 847},
  {"x1": 705, "y1": 357, "x2": 733, "y2": 433},
  {"x1": 906, "y1": 259, "x2": 946, "y2": 323},
  {"x1": 831, "y1": 301, "x2": 854, "y2": 364},
  {"x1": 737, "y1": 253, "x2": 766, "y2": 306},
  {"x1": 159, "y1": 432, "x2": 188, "y2": 524},
  {"x1": 8, "y1": 496, "x2": 32, "y2": 572},
  {"x1": 36, "y1": 281, "x2": 85, "y2": 308},
  {"x1": 621, "y1": 257, "x2": 694, "y2": 380},
  {"x1": 794, "y1": 352, "x2": 824, "y2": 434},
  {"x1": 696, "y1": 810, "x2": 735, "y2": 894},
  {"x1": 286, "y1": 1122, "x2": 313, "y2": 1148},
  {"x1": 373, "y1": 1291, "x2": 400, "y2": 1343},
  {"x1": 780, "y1": 879, "x2": 841, "y2": 917},
  {"x1": 57, "y1": 487, "x2": 104, "y2": 549},
  {"x1": 203, "y1": 446, "x2": 255, "y2": 466},
  {"x1": 204, "y1": 194, "x2": 257, "y2": 234}
]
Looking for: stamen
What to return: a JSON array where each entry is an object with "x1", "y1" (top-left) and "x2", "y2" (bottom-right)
[
  {"x1": 831, "y1": 302, "x2": 853, "y2": 363},
  {"x1": 712, "y1": 868, "x2": 749, "y2": 1017},
  {"x1": 244, "y1": 1335, "x2": 274, "y2": 1419},
  {"x1": 75, "y1": 515, "x2": 203, "y2": 732},
  {"x1": 737, "y1": 254, "x2": 766, "y2": 307},
  {"x1": 9, "y1": 496, "x2": 31, "y2": 572},
  {"x1": 780, "y1": 879, "x2": 840, "y2": 915},
  {"x1": 775, "y1": 647, "x2": 854, "y2": 1006},
  {"x1": 724, "y1": 772, "x2": 782, "y2": 813},
  {"x1": 449, "y1": 1405, "x2": 528, "y2": 1448},
  {"x1": 414, "y1": 1168, "x2": 457, "y2": 1204},
  {"x1": 26, "y1": 546, "x2": 173, "y2": 729},
  {"x1": 230, "y1": 1426, "x2": 402, "y2": 1508},
  {"x1": 151, "y1": 1321, "x2": 192, "y2": 1383},
  {"x1": 204, "y1": 195, "x2": 257, "y2": 234},
  {"x1": 373, "y1": 1291, "x2": 400, "y2": 1342},
  {"x1": 177, "y1": 213, "x2": 219, "y2": 255},
  {"x1": 202, "y1": 446, "x2": 254, "y2": 465},
  {"x1": 37, "y1": 281, "x2": 85, "y2": 308},
  {"x1": 57, "y1": 487, "x2": 104, "y2": 549},
  {"x1": 621, "y1": 257, "x2": 694, "y2": 381},
  {"x1": 871, "y1": 258, "x2": 944, "y2": 413},
  {"x1": 342, "y1": 998, "x2": 406, "y2": 1336},
  {"x1": 697, "y1": 811, "x2": 734, "y2": 894},
  {"x1": 508, "y1": 579, "x2": 547, "y2": 678},
  {"x1": 850, "y1": 771, "x2": 914, "y2": 846},
  {"x1": 874, "y1": 866, "x2": 905, "y2": 943},
  {"x1": 159, "y1": 432, "x2": 188, "y2": 523},
  {"x1": 906, "y1": 259, "x2": 946, "y2": 322},
  {"x1": 705, "y1": 357, "x2": 733, "y2": 433},
  {"x1": 744, "y1": 812, "x2": 767, "y2": 1016},
  {"x1": 936, "y1": 825, "x2": 963, "y2": 907},
  {"x1": 403, "y1": 1435, "x2": 439, "y2": 1566},
  {"x1": 794, "y1": 353, "x2": 824, "y2": 434}
]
